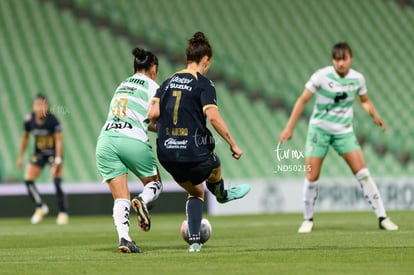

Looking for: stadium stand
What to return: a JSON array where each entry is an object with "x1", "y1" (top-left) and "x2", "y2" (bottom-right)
[
  {"x1": 0, "y1": 0, "x2": 413, "y2": 184},
  {"x1": 70, "y1": 0, "x2": 414, "y2": 167}
]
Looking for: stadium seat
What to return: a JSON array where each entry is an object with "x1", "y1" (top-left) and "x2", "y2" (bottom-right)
[{"x1": 1, "y1": 0, "x2": 413, "y2": 183}]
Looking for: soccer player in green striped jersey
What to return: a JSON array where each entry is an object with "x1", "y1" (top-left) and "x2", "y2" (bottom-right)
[
  {"x1": 279, "y1": 42, "x2": 398, "y2": 233},
  {"x1": 96, "y1": 48, "x2": 163, "y2": 253}
]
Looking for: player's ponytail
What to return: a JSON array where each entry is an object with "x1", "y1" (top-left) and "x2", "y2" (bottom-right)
[
  {"x1": 132, "y1": 48, "x2": 158, "y2": 72},
  {"x1": 186, "y1": 31, "x2": 212, "y2": 64},
  {"x1": 190, "y1": 32, "x2": 208, "y2": 44}
]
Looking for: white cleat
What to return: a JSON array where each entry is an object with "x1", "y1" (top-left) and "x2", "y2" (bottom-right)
[
  {"x1": 188, "y1": 243, "x2": 202, "y2": 252},
  {"x1": 298, "y1": 220, "x2": 314, "y2": 233},
  {"x1": 56, "y1": 212, "x2": 69, "y2": 225},
  {"x1": 380, "y1": 217, "x2": 398, "y2": 231},
  {"x1": 31, "y1": 204, "x2": 49, "y2": 224}
]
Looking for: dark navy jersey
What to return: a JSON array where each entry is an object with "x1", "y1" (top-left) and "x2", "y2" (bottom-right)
[
  {"x1": 154, "y1": 69, "x2": 217, "y2": 162},
  {"x1": 24, "y1": 112, "x2": 62, "y2": 156}
]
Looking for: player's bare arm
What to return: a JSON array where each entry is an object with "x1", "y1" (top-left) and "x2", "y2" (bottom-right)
[
  {"x1": 16, "y1": 131, "x2": 30, "y2": 169},
  {"x1": 205, "y1": 106, "x2": 242, "y2": 159},
  {"x1": 358, "y1": 94, "x2": 387, "y2": 132},
  {"x1": 147, "y1": 121, "x2": 157, "y2": 132},
  {"x1": 147, "y1": 98, "x2": 160, "y2": 123},
  {"x1": 279, "y1": 89, "x2": 313, "y2": 142}
]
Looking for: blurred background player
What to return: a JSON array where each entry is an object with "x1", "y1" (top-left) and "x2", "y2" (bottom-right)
[
  {"x1": 16, "y1": 94, "x2": 69, "y2": 225},
  {"x1": 148, "y1": 32, "x2": 250, "y2": 252},
  {"x1": 279, "y1": 42, "x2": 398, "y2": 233},
  {"x1": 95, "y1": 48, "x2": 163, "y2": 253}
]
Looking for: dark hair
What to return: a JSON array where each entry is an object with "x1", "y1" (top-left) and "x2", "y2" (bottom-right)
[
  {"x1": 186, "y1": 32, "x2": 213, "y2": 64},
  {"x1": 34, "y1": 93, "x2": 47, "y2": 102},
  {"x1": 332, "y1": 42, "x2": 352, "y2": 60},
  {"x1": 33, "y1": 93, "x2": 49, "y2": 114},
  {"x1": 132, "y1": 48, "x2": 158, "y2": 72}
]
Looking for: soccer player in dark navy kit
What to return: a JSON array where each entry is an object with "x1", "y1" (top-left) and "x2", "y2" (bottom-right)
[
  {"x1": 148, "y1": 32, "x2": 250, "y2": 252},
  {"x1": 16, "y1": 94, "x2": 69, "y2": 224}
]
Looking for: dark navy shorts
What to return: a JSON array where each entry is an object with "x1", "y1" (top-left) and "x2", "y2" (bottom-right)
[
  {"x1": 30, "y1": 153, "x2": 55, "y2": 168},
  {"x1": 160, "y1": 153, "x2": 221, "y2": 185}
]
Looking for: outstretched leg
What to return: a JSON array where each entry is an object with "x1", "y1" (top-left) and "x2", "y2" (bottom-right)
[{"x1": 206, "y1": 166, "x2": 250, "y2": 203}]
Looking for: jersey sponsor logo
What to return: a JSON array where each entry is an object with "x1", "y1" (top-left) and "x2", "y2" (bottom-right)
[
  {"x1": 169, "y1": 76, "x2": 193, "y2": 91},
  {"x1": 123, "y1": 77, "x2": 146, "y2": 86},
  {"x1": 36, "y1": 135, "x2": 54, "y2": 150},
  {"x1": 169, "y1": 83, "x2": 192, "y2": 91},
  {"x1": 104, "y1": 121, "x2": 133, "y2": 131},
  {"x1": 32, "y1": 129, "x2": 51, "y2": 135},
  {"x1": 334, "y1": 92, "x2": 347, "y2": 103},
  {"x1": 164, "y1": 137, "x2": 188, "y2": 149},
  {"x1": 116, "y1": 85, "x2": 137, "y2": 93},
  {"x1": 171, "y1": 75, "x2": 193, "y2": 84}
]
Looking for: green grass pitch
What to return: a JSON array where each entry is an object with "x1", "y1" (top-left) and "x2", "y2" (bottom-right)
[{"x1": 0, "y1": 211, "x2": 413, "y2": 275}]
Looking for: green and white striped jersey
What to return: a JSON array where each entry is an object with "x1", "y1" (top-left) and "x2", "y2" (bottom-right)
[
  {"x1": 305, "y1": 66, "x2": 367, "y2": 134},
  {"x1": 99, "y1": 73, "x2": 159, "y2": 142}
]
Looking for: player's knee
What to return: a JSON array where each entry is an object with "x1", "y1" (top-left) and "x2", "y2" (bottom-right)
[
  {"x1": 306, "y1": 167, "x2": 320, "y2": 182},
  {"x1": 306, "y1": 174, "x2": 319, "y2": 182},
  {"x1": 207, "y1": 168, "x2": 221, "y2": 183},
  {"x1": 191, "y1": 186, "x2": 205, "y2": 200}
]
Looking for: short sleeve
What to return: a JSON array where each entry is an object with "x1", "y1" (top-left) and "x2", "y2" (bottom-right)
[
  {"x1": 200, "y1": 79, "x2": 217, "y2": 108},
  {"x1": 52, "y1": 115, "x2": 62, "y2": 132},
  {"x1": 305, "y1": 70, "x2": 321, "y2": 93},
  {"x1": 23, "y1": 114, "x2": 32, "y2": 132},
  {"x1": 154, "y1": 78, "x2": 169, "y2": 100},
  {"x1": 154, "y1": 86, "x2": 163, "y2": 99},
  {"x1": 148, "y1": 79, "x2": 159, "y2": 99},
  {"x1": 358, "y1": 75, "x2": 367, "y2": 95}
]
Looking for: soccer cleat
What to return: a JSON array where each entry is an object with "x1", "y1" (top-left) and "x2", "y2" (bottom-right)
[
  {"x1": 298, "y1": 220, "x2": 314, "y2": 233},
  {"x1": 379, "y1": 217, "x2": 398, "y2": 231},
  {"x1": 131, "y1": 196, "x2": 151, "y2": 231},
  {"x1": 31, "y1": 204, "x2": 49, "y2": 224},
  {"x1": 56, "y1": 212, "x2": 69, "y2": 225},
  {"x1": 188, "y1": 243, "x2": 202, "y2": 252},
  {"x1": 118, "y1": 238, "x2": 142, "y2": 253},
  {"x1": 217, "y1": 184, "x2": 251, "y2": 203}
]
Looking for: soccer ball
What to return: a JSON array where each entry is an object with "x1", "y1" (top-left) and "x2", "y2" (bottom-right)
[{"x1": 180, "y1": 218, "x2": 212, "y2": 244}]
